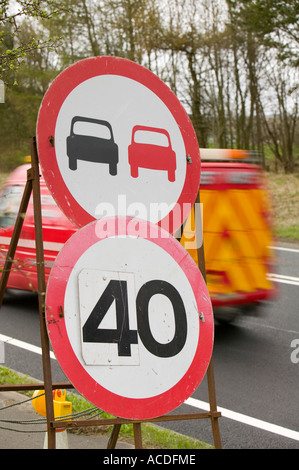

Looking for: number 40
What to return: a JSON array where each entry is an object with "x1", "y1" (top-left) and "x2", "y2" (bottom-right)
[{"x1": 82, "y1": 279, "x2": 188, "y2": 359}]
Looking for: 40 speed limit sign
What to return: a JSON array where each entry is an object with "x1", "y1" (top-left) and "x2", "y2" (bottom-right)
[{"x1": 46, "y1": 217, "x2": 214, "y2": 420}]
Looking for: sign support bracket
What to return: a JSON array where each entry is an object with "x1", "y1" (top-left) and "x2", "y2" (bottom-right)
[
  {"x1": 194, "y1": 192, "x2": 222, "y2": 449},
  {"x1": 0, "y1": 138, "x2": 222, "y2": 450},
  {"x1": 0, "y1": 137, "x2": 73, "y2": 449}
]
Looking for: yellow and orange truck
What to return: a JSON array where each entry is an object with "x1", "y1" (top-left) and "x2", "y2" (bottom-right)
[{"x1": 181, "y1": 149, "x2": 277, "y2": 323}]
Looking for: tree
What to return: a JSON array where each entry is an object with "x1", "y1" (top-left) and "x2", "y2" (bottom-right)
[
  {"x1": 226, "y1": 0, "x2": 298, "y2": 168},
  {"x1": 103, "y1": 0, "x2": 162, "y2": 65},
  {"x1": 157, "y1": 0, "x2": 211, "y2": 147},
  {"x1": 261, "y1": 60, "x2": 298, "y2": 173},
  {"x1": 0, "y1": 0, "x2": 65, "y2": 84},
  {"x1": 226, "y1": 0, "x2": 299, "y2": 65},
  {"x1": 0, "y1": 0, "x2": 298, "y2": 171}
]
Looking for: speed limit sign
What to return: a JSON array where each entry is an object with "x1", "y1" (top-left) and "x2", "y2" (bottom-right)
[{"x1": 46, "y1": 217, "x2": 214, "y2": 420}]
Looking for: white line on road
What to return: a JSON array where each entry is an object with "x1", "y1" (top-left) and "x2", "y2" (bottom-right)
[
  {"x1": 267, "y1": 273, "x2": 299, "y2": 286},
  {"x1": 0, "y1": 333, "x2": 56, "y2": 360},
  {"x1": 270, "y1": 245, "x2": 299, "y2": 254},
  {"x1": 267, "y1": 244, "x2": 299, "y2": 285},
  {"x1": 1, "y1": 332, "x2": 299, "y2": 442},
  {"x1": 185, "y1": 397, "x2": 299, "y2": 442}
]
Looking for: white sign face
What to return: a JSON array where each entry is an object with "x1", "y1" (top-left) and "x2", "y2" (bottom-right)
[
  {"x1": 55, "y1": 75, "x2": 186, "y2": 224},
  {"x1": 37, "y1": 57, "x2": 201, "y2": 233},
  {"x1": 46, "y1": 217, "x2": 214, "y2": 420},
  {"x1": 65, "y1": 237, "x2": 200, "y2": 399}
]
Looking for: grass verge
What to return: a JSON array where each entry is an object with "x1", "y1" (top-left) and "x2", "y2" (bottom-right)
[
  {"x1": 266, "y1": 172, "x2": 299, "y2": 241},
  {"x1": 0, "y1": 365, "x2": 213, "y2": 449}
]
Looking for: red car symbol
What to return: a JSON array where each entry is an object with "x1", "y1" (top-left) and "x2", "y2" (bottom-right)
[{"x1": 128, "y1": 125, "x2": 176, "y2": 182}]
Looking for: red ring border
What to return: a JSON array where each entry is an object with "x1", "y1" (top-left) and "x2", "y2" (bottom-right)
[{"x1": 45, "y1": 217, "x2": 214, "y2": 420}]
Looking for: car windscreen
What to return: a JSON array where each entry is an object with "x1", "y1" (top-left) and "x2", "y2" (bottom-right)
[
  {"x1": 73, "y1": 120, "x2": 112, "y2": 140},
  {"x1": 0, "y1": 185, "x2": 24, "y2": 228},
  {"x1": 133, "y1": 130, "x2": 169, "y2": 147}
]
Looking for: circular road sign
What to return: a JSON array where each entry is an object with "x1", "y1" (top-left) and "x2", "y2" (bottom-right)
[
  {"x1": 45, "y1": 217, "x2": 214, "y2": 420},
  {"x1": 36, "y1": 56, "x2": 201, "y2": 234}
]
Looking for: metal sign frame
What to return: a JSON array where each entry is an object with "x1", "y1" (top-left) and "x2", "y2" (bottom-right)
[{"x1": 0, "y1": 137, "x2": 222, "y2": 449}]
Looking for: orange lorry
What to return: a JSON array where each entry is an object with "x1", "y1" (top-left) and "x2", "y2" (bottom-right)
[{"x1": 180, "y1": 149, "x2": 277, "y2": 323}]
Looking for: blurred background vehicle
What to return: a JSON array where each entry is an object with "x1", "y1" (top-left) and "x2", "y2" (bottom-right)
[{"x1": 0, "y1": 163, "x2": 76, "y2": 292}]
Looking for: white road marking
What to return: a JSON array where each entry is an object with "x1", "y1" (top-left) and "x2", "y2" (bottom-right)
[
  {"x1": 270, "y1": 245, "x2": 299, "y2": 254},
  {"x1": 267, "y1": 273, "x2": 299, "y2": 286},
  {"x1": 185, "y1": 397, "x2": 299, "y2": 442},
  {"x1": 0, "y1": 333, "x2": 55, "y2": 359},
  {"x1": 0, "y1": 236, "x2": 64, "y2": 252}
]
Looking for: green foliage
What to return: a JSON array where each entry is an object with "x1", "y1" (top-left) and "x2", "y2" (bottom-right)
[
  {"x1": 0, "y1": 365, "x2": 30, "y2": 385},
  {"x1": 65, "y1": 390, "x2": 95, "y2": 413},
  {"x1": 226, "y1": 0, "x2": 299, "y2": 64},
  {"x1": 274, "y1": 225, "x2": 299, "y2": 241},
  {"x1": 0, "y1": 1, "x2": 65, "y2": 84},
  {"x1": 266, "y1": 172, "x2": 299, "y2": 240},
  {"x1": 140, "y1": 423, "x2": 213, "y2": 449},
  {"x1": 0, "y1": 86, "x2": 42, "y2": 170}
]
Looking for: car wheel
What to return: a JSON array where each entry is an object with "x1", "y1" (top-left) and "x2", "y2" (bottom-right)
[
  {"x1": 131, "y1": 166, "x2": 138, "y2": 178},
  {"x1": 168, "y1": 170, "x2": 175, "y2": 182},
  {"x1": 214, "y1": 307, "x2": 239, "y2": 324},
  {"x1": 69, "y1": 158, "x2": 77, "y2": 171},
  {"x1": 109, "y1": 163, "x2": 117, "y2": 176}
]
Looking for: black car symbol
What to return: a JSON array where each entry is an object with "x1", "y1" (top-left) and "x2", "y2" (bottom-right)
[{"x1": 66, "y1": 116, "x2": 119, "y2": 175}]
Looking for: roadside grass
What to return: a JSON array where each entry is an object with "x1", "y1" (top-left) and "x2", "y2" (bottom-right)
[
  {"x1": 0, "y1": 365, "x2": 213, "y2": 449},
  {"x1": 266, "y1": 172, "x2": 299, "y2": 241}
]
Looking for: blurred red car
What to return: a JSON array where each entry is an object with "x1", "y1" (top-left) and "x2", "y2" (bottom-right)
[
  {"x1": 0, "y1": 164, "x2": 76, "y2": 291},
  {"x1": 128, "y1": 125, "x2": 176, "y2": 182}
]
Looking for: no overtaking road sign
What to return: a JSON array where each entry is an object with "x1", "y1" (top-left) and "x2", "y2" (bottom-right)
[{"x1": 36, "y1": 56, "x2": 201, "y2": 234}]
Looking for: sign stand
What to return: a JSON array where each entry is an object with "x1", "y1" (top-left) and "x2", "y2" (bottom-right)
[
  {"x1": 0, "y1": 137, "x2": 222, "y2": 450},
  {"x1": 194, "y1": 193, "x2": 222, "y2": 449},
  {"x1": 0, "y1": 137, "x2": 73, "y2": 449}
]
